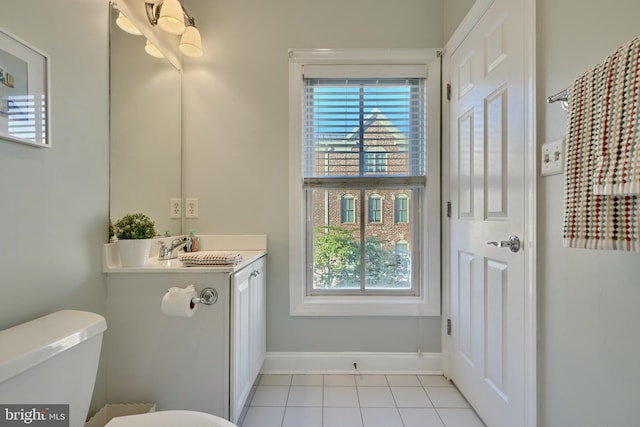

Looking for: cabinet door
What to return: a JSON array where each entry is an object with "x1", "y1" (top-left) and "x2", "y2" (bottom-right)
[
  {"x1": 231, "y1": 267, "x2": 252, "y2": 423},
  {"x1": 249, "y1": 258, "x2": 266, "y2": 380}
]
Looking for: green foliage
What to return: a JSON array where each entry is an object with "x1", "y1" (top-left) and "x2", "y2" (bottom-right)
[
  {"x1": 313, "y1": 226, "x2": 410, "y2": 289},
  {"x1": 363, "y1": 236, "x2": 402, "y2": 285},
  {"x1": 313, "y1": 226, "x2": 359, "y2": 288},
  {"x1": 108, "y1": 218, "x2": 115, "y2": 241},
  {"x1": 114, "y1": 213, "x2": 157, "y2": 240}
]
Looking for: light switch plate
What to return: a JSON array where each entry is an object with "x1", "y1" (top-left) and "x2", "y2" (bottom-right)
[{"x1": 541, "y1": 138, "x2": 564, "y2": 176}]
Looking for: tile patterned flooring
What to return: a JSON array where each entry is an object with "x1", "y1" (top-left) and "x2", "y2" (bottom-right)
[{"x1": 240, "y1": 374, "x2": 485, "y2": 427}]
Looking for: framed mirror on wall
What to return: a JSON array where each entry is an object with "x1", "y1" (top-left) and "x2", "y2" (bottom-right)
[
  {"x1": 0, "y1": 27, "x2": 50, "y2": 148},
  {"x1": 109, "y1": 4, "x2": 183, "y2": 237}
]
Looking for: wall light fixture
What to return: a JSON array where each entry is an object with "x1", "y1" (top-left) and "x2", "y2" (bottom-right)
[
  {"x1": 113, "y1": 0, "x2": 203, "y2": 61},
  {"x1": 146, "y1": 0, "x2": 203, "y2": 58}
]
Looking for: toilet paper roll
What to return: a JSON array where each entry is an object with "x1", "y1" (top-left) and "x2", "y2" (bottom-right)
[{"x1": 161, "y1": 285, "x2": 199, "y2": 317}]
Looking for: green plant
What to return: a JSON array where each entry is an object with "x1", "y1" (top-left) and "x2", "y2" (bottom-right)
[
  {"x1": 108, "y1": 218, "x2": 115, "y2": 241},
  {"x1": 313, "y1": 226, "x2": 410, "y2": 289},
  {"x1": 113, "y1": 213, "x2": 157, "y2": 240}
]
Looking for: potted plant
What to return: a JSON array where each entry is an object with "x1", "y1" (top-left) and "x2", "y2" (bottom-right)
[{"x1": 113, "y1": 213, "x2": 157, "y2": 267}]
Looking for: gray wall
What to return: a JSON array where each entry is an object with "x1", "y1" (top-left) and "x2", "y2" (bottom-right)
[
  {"x1": 0, "y1": 1, "x2": 109, "y2": 325},
  {"x1": 443, "y1": 0, "x2": 476, "y2": 41},
  {"x1": 537, "y1": 0, "x2": 640, "y2": 425},
  {"x1": 0, "y1": 0, "x2": 109, "y2": 415},
  {"x1": 181, "y1": 0, "x2": 444, "y2": 354}
]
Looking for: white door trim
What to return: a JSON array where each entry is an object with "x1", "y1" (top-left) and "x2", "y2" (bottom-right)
[{"x1": 441, "y1": 1, "x2": 537, "y2": 426}]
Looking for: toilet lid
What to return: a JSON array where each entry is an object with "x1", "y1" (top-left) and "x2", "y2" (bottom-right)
[{"x1": 105, "y1": 410, "x2": 237, "y2": 427}]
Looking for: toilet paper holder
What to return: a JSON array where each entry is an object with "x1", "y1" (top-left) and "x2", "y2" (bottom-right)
[{"x1": 192, "y1": 287, "x2": 218, "y2": 306}]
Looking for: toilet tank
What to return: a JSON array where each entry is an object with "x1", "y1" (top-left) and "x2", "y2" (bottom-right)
[{"x1": 0, "y1": 310, "x2": 107, "y2": 427}]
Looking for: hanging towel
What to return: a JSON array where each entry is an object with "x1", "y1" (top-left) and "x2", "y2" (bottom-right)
[
  {"x1": 592, "y1": 37, "x2": 640, "y2": 195},
  {"x1": 179, "y1": 251, "x2": 244, "y2": 266},
  {"x1": 562, "y1": 41, "x2": 640, "y2": 252}
]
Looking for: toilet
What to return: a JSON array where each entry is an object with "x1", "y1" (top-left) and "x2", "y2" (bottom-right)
[{"x1": 0, "y1": 310, "x2": 236, "y2": 427}]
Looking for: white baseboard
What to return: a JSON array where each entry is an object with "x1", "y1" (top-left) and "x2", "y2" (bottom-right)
[{"x1": 262, "y1": 352, "x2": 442, "y2": 375}]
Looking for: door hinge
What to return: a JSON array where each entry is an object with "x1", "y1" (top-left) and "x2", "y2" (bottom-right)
[
  {"x1": 446, "y1": 83, "x2": 451, "y2": 101},
  {"x1": 446, "y1": 201, "x2": 451, "y2": 218},
  {"x1": 447, "y1": 318, "x2": 452, "y2": 336}
]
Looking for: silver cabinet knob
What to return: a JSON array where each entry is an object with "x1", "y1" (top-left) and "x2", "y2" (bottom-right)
[{"x1": 487, "y1": 235, "x2": 521, "y2": 253}]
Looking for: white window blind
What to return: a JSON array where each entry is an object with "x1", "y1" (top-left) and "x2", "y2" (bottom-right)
[{"x1": 302, "y1": 74, "x2": 427, "y2": 184}]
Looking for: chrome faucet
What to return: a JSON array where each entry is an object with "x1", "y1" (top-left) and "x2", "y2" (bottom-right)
[{"x1": 159, "y1": 238, "x2": 188, "y2": 260}]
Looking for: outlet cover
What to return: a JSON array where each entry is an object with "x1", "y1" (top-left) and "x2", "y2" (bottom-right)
[
  {"x1": 541, "y1": 138, "x2": 564, "y2": 176},
  {"x1": 170, "y1": 198, "x2": 182, "y2": 218},
  {"x1": 186, "y1": 198, "x2": 199, "y2": 218}
]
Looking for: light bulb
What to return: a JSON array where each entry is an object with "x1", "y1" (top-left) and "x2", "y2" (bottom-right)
[
  {"x1": 144, "y1": 40, "x2": 165, "y2": 58},
  {"x1": 180, "y1": 26, "x2": 203, "y2": 58},
  {"x1": 116, "y1": 12, "x2": 142, "y2": 36},
  {"x1": 158, "y1": 0, "x2": 186, "y2": 35}
]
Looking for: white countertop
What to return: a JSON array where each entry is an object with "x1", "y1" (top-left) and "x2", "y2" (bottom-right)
[{"x1": 103, "y1": 235, "x2": 267, "y2": 273}]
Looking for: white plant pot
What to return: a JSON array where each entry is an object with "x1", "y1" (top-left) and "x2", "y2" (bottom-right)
[{"x1": 118, "y1": 239, "x2": 152, "y2": 267}]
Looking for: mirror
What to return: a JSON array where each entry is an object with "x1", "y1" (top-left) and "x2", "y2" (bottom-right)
[{"x1": 109, "y1": 5, "x2": 183, "y2": 237}]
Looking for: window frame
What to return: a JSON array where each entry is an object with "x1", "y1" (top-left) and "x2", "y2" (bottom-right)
[
  {"x1": 341, "y1": 194, "x2": 355, "y2": 224},
  {"x1": 364, "y1": 152, "x2": 388, "y2": 173},
  {"x1": 395, "y1": 194, "x2": 409, "y2": 223},
  {"x1": 289, "y1": 48, "x2": 441, "y2": 316},
  {"x1": 368, "y1": 194, "x2": 383, "y2": 224}
]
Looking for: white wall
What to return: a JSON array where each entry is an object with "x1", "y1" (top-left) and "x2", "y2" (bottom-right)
[
  {"x1": 0, "y1": 0, "x2": 109, "y2": 414},
  {"x1": 181, "y1": 0, "x2": 444, "y2": 354},
  {"x1": 537, "y1": 0, "x2": 640, "y2": 425}
]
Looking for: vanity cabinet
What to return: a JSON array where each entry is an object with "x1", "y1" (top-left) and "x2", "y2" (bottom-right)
[
  {"x1": 230, "y1": 256, "x2": 266, "y2": 422},
  {"x1": 103, "y1": 238, "x2": 266, "y2": 424}
]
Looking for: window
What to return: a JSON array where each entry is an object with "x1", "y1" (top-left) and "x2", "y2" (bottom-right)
[
  {"x1": 364, "y1": 152, "x2": 387, "y2": 173},
  {"x1": 395, "y1": 240, "x2": 409, "y2": 259},
  {"x1": 368, "y1": 194, "x2": 382, "y2": 223},
  {"x1": 395, "y1": 194, "x2": 408, "y2": 223},
  {"x1": 341, "y1": 194, "x2": 355, "y2": 223},
  {"x1": 289, "y1": 49, "x2": 441, "y2": 316}
]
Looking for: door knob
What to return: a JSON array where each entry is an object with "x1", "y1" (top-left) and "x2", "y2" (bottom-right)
[{"x1": 487, "y1": 235, "x2": 521, "y2": 253}]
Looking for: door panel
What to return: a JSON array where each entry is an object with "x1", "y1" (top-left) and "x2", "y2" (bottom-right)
[
  {"x1": 458, "y1": 110, "x2": 475, "y2": 218},
  {"x1": 485, "y1": 258, "x2": 507, "y2": 399},
  {"x1": 485, "y1": 87, "x2": 508, "y2": 219}
]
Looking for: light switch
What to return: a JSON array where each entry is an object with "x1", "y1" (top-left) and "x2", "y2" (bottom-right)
[{"x1": 541, "y1": 138, "x2": 564, "y2": 176}]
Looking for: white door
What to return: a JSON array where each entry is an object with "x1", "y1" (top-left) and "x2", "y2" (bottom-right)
[{"x1": 446, "y1": 0, "x2": 534, "y2": 426}]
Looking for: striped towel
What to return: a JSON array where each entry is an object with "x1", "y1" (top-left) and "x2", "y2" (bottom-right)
[
  {"x1": 179, "y1": 252, "x2": 243, "y2": 266},
  {"x1": 562, "y1": 41, "x2": 640, "y2": 252},
  {"x1": 592, "y1": 38, "x2": 640, "y2": 195}
]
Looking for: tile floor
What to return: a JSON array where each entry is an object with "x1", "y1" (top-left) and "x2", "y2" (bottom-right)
[{"x1": 240, "y1": 374, "x2": 486, "y2": 427}]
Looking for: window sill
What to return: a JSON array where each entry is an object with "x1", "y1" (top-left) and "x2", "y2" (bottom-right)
[{"x1": 289, "y1": 293, "x2": 440, "y2": 317}]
